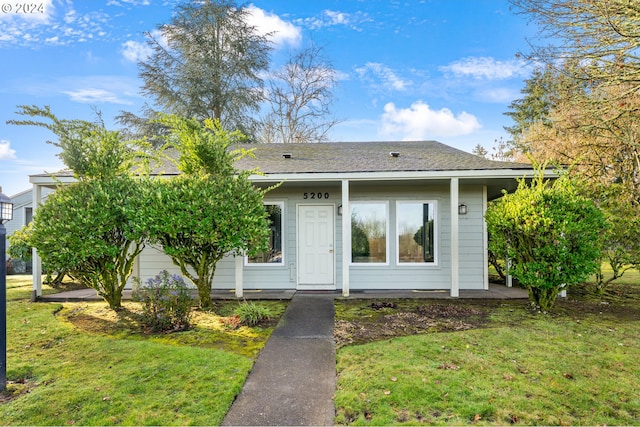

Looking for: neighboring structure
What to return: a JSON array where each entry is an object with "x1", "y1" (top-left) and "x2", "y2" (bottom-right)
[
  {"x1": 4, "y1": 188, "x2": 53, "y2": 273},
  {"x1": 29, "y1": 140, "x2": 540, "y2": 297}
]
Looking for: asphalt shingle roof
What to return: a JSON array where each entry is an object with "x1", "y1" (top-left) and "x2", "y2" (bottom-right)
[
  {"x1": 31, "y1": 140, "x2": 533, "y2": 180},
  {"x1": 232, "y1": 140, "x2": 531, "y2": 174}
]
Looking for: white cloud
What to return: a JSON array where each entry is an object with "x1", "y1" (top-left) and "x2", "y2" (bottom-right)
[
  {"x1": 246, "y1": 5, "x2": 301, "y2": 48},
  {"x1": 121, "y1": 39, "x2": 152, "y2": 62},
  {"x1": 440, "y1": 56, "x2": 531, "y2": 80},
  {"x1": 62, "y1": 88, "x2": 134, "y2": 105},
  {"x1": 0, "y1": 140, "x2": 17, "y2": 160},
  {"x1": 296, "y1": 9, "x2": 370, "y2": 31},
  {"x1": 380, "y1": 101, "x2": 481, "y2": 140},
  {"x1": 355, "y1": 62, "x2": 411, "y2": 91},
  {"x1": 0, "y1": 0, "x2": 111, "y2": 47},
  {"x1": 107, "y1": 0, "x2": 151, "y2": 5}
]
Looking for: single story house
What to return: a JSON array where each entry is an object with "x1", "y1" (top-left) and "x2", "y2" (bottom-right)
[{"x1": 28, "y1": 140, "x2": 539, "y2": 298}]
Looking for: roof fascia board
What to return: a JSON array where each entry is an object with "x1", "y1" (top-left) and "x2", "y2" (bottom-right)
[
  {"x1": 29, "y1": 175, "x2": 77, "y2": 186},
  {"x1": 247, "y1": 169, "x2": 554, "y2": 182},
  {"x1": 28, "y1": 168, "x2": 556, "y2": 185}
]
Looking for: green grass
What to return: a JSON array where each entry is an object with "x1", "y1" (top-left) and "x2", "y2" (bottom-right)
[
  {"x1": 5, "y1": 275, "x2": 66, "y2": 301},
  {"x1": 334, "y1": 288, "x2": 640, "y2": 425},
  {"x1": 1, "y1": 276, "x2": 288, "y2": 426}
]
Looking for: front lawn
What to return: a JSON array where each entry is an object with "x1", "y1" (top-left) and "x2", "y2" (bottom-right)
[
  {"x1": 1, "y1": 276, "x2": 287, "y2": 426},
  {"x1": 334, "y1": 284, "x2": 640, "y2": 425}
]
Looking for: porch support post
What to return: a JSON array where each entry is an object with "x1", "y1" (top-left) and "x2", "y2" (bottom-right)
[
  {"x1": 450, "y1": 178, "x2": 459, "y2": 297},
  {"x1": 482, "y1": 185, "x2": 489, "y2": 290},
  {"x1": 235, "y1": 253, "x2": 244, "y2": 298},
  {"x1": 341, "y1": 179, "x2": 350, "y2": 297},
  {"x1": 32, "y1": 184, "x2": 42, "y2": 298},
  {"x1": 506, "y1": 258, "x2": 513, "y2": 288}
]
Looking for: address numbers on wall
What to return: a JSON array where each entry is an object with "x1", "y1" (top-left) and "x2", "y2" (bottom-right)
[{"x1": 303, "y1": 192, "x2": 330, "y2": 200}]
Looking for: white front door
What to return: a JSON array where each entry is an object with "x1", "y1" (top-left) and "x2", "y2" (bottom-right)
[{"x1": 297, "y1": 205, "x2": 335, "y2": 289}]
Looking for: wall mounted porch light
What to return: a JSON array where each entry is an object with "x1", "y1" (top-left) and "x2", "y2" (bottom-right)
[{"x1": 458, "y1": 203, "x2": 468, "y2": 215}]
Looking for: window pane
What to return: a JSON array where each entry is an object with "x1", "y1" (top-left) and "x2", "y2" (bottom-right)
[
  {"x1": 398, "y1": 202, "x2": 434, "y2": 263},
  {"x1": 351, "y1": 203, "x2": 387, "y2": 263},
  {"x1": 249, "y1": 204, "x2": 283, "y2": 264}
]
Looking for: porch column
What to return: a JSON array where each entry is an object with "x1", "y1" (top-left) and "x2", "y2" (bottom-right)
[
  {"x1": 450, "y1": 178, "x2": 459, "y2": 297},
  {"x1": 506, "y1": 258, "x2": 513, "y2": 288},
  {"x1": 341, "y1": 179, "x2": 350, "y2": 297},
  {"x1": 235, "y1": 253, "x2": 244, "y2": 298},
  {"x1": 32, "y1": 184, "x2": 42, "y2": 298},
  {"x1": 482, "y1": 185, "x2": 489, "y2": 290}
]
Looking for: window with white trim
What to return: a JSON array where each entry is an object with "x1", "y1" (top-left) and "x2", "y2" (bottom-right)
[
  {"x1": 248, "y1": 202, "x2": 284, "y2": 264},
  {"x1": 397, "y1": 201, "x2": 436, "y2": 264},
  {"x1": 351, "y1": 202, "x2": 388, "y2": 264}
]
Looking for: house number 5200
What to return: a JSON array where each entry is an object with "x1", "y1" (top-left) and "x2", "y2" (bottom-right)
[{"x1": 303, "y1": 192, "x2": 330, "y2": 199}]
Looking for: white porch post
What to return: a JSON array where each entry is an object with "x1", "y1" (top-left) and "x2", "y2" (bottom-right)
[
  {"x1": 506, "y1": 258, "x2": 513, "y2": 288},
  {"x1": 235, "y1": 253, "x2": 244, "y2": 298},
  {"x1": 32, "y1": 184, "x2": 42, "y2": 298},
  {"x1": 482, "y1": 185, "x2": 489, "y2": 290},
  {"x1": 341, "y1": 179, "x2": 350, "y2": 297},
  {"x1": 450, "y1": 178, "x2": 459, "y2": 297}
]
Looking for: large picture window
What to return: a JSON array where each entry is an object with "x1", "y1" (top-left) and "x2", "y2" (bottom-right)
[
  {"x1": 248, "y1": 202, "x2": 283, "y2": 264},
  {"x1": 351, "y1": 202, "x2": 387, "y2": 264},
  {"x1": 397, "y1": 201, "x2": 436, "y2": 264}
]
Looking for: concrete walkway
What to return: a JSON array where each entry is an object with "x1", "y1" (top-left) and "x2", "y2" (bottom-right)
[{"x1": 222, "y1": 292, "x2": 336, "y2": 426}]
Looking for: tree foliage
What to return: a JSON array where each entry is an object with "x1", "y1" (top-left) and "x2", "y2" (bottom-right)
[
  {"x1": 9, "y1": 106, "x2": 148, "y2": 309},
  {"x1": 120, "y1": 0, "x2": 272, "y2": 140},
  {"x1": 510, "y1": 0, "x2": 640, "y2": 104},
  {"x1": 504, "y1": 62, "x2": 640, "y2": 290},
  {"x1": 485, "y1": 169, "x2": 606, "y2": 311},
  {"x1": 7, "y1": 224, "x2": 32, "y2": 262},
  {"x1": 589, "y1": 183, "x2": 640, "y2": 293},
  {"x1": 29, "y1": 178, "x2": 144, "y2": 309},
  {"x1": 503, "y1": 67, "x2": 557, "y2": 150},
  {"x1": 9, "y1": 105, "x2": 148, "y2": 180},
  {"x1": 258, "y1": 44, "x2": 339, "y2": 143},
  {"x1": 134, "y1": 116, "x2": 272, "y2": 308}
]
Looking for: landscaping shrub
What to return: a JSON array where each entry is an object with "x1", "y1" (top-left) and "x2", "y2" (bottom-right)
[
  {"x1": 134, "y1": 270, "x2": 193, "y2": 332},
  {"x1": 234, "y1": 301, "x2": 272, "y2": 326},
  {"x1": 486, "y1": 168, "x2": 606, "y2": 311}
]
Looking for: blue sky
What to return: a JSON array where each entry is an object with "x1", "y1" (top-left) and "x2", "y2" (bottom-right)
[{"x1": 0, "y1": 0, "x2": 538, "y2": 196}]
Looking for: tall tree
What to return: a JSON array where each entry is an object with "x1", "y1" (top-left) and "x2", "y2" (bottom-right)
[
  {"x1": 258, "y1": 44, "x2": 339, "y2": 143},
  {"x1": 505, "y1": 71, "x2": 640, "y2": 290},
  {"x1": 510, "y1": 0, "x2": 640, "y2": 115},
  {"x1": 119, "y1": 0, "x2": 272, "y2": 141},
  {"x1": 503, "y1": 67, "x2": 555, "y2": 149}
]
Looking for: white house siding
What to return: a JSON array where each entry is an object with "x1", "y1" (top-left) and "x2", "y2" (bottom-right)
[
  {"x1": 244, "y1": 183, "x2": 343, "y2": 289},
  {"x1": 458, "y1": 185, "x2": 486, "y2": 290},
  {"x1": 132, "y1": 181, "x2": 486, "y2": 291},
  {"x1": 135, "y1": 245, "x2": 236, "y2": 289},
  {"x1": 5, "y1": 191, "x2": 31, "y2": 243},
  {"x1": 5, "y1": 188, "x2": 52, "y2": 253}
]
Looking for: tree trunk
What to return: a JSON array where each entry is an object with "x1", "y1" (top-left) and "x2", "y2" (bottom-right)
[
  {"x1": 528, "y1": 286, "x2": 560, "y2": 312},
  {"x1": 196, "y1": 278, "x2": 213, "y2": 310}
]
